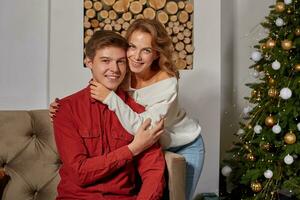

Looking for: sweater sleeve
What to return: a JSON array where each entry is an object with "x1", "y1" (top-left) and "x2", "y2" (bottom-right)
[
  {"x1": 102, "y1": 84, "x2": 177, "y2": 135},
  {"x1": 53, "y1": 101, "x2": 133, "y2": 187}
]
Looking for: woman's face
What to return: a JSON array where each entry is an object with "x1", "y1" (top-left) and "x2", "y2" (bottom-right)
[{"x1": 127, "y1": 30, "x2": 158, "y2": 76}]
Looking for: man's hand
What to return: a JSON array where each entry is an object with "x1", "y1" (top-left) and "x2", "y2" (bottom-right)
[
  {"x1": 49, "y1": 98, "x2": 60, "y2": 122},
  {"x1": 90, "y1": 79, "x2": 111, "y2": 102},
  {"x1": 128, "y1": 118, "x2": 164, "y2": 156}
]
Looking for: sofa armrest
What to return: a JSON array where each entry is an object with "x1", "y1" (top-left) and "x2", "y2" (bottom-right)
[{"x1": 164, "y1": 151, "x2": 186, "y2": 200}]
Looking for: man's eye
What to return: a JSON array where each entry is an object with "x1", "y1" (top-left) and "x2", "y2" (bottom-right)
[
  {"x1": 102, "y1": 60, "x2": 110, "y2": 63},
  {"x1": 118, "y1": 60, "x2": 127, "y2": 65}
]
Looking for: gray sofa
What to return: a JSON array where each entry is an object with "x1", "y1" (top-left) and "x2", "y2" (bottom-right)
[{"x1": 0, "y1": 110, "x2": 186, "y2": 200}]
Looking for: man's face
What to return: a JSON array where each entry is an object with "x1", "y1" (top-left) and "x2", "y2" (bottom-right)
[{"x1": 86, "y1": 46, "x2": 127, "y2": 91}]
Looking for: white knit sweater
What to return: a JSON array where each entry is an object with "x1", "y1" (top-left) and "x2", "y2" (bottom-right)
[{"x1": 103, "y1": 77, "x2": 201, "y2": 148}]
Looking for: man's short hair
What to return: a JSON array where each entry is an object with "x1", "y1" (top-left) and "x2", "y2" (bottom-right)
[{"x1": 85, "y1": 30, "x2": 128, "y2": 60}]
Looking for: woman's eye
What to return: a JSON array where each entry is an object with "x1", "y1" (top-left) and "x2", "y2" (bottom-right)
[{"x1": 143, "y1": 49, "x2": 152, "y2": 54}]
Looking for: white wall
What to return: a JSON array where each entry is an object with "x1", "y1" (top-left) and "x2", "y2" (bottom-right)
[
  {"x1": 49, "y1": 0, "x2": 221, "y2": 196},
  {"x1": 0, "y1": 0, "x2": 49, "y2": 110}
]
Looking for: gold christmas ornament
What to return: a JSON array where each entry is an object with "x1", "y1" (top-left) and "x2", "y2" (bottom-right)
[
  {"x1": 261, "y1": 43, "x2": 267, "y2": 51},
  {"x1": 284, "y1": 131, "x2": 297, "y2": 144},
  {"x1": 251, "y1": 90, "x2": 257, "y2": 98},
  {"x1": 275, "y1": 2, "x2": 285, "y2": 12},
  {"x1": 261, "y1": 143, "x2": 271, "y2": 151},
  {"x1": 281, "y1": 39, "x2": 293, "y2": 50},
  {"x1": 265, "y1": 115, "x2": 276, "y2": 127},
  {"x1": 247, "y1": 124, "x2": 253, "y2": 130},
  {"x1": 255, "y1": 65, "x2": 262, "y2": 71},
  {"x1": 294, "y1": 64, "x2": 300, "y2": 72},
  {"x1": 251, "y1": 181, "x2": 262, "y2": 193},
  {"x1": 268, "y1": 77, "x2": 276, "y2": 86},
  {"x1": 268, "y1": 88, "x2": 278, "y2": 97},
  {"x1": 295, "y1": 28, "x2": 300, "y2": 36},
  {"x1": 266, "y1": 39, "x2": 276, "y2": 48},
  {"x1": 287, "y1": 8, "x2": 292, "y2": 14},
  {"x1": 246, "y1": 153, "x2": 256, "y2": 161}
]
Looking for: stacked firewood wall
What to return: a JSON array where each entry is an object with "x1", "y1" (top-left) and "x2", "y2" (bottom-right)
[{"x1": 84, "y1": 0, "x2": 194, "y2": 69}]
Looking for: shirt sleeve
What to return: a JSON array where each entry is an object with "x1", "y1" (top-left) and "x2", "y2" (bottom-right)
[
  {"x1": 136, "y1": 143, "x2": 166, "y2": 200},
  {"x1": 103, "y1": 85, "x2": 177, "y2": 135},
  {"x1": 53, "y1": 101, "x2": 133, "y2": 187}
]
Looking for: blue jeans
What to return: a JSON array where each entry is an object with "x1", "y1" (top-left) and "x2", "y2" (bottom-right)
[{"x1": 167, "y1": 135, "x2": 205, "y2": 200}]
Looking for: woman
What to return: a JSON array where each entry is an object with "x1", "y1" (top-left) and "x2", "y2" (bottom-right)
[{"x1": 50, "y1": 19, "x2": 204, "y2": 200}]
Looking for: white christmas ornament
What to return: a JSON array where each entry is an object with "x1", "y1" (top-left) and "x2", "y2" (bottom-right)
[
  {"x1": 251, "y1": 51, "x2": 262, "y2": 62},
  {"x1": 221, "y1": 165, "x2": 232, "y2": 177},
  {"x1": 259, "y1": 71, "x2": 265, "y2": 79},
  {"x1": 254, "y1": 125, "x2": 262, "y2": 134},
  {"x1": 251, "y1": 71, "x2": 259, "y2": 78},
  {"x1": 272, "y1": 124, "x2": 281, "y2": 134},
  {"x1": 243, "y1": 106, "x2": 253, "y2": 119},
  {"x1": 237, "y1": 129, "x2": 245, "y2": 135},
  {"x1": 275, "y1": 18, "x2": 284, "y2": 27},
  {"x1": 280, "y1": 87, "x2": 292, "y2": 99},
  {"x1": 284, "y1": 0, "x2": 292, "y2": 5},
  {"x1": 297, "y1": 123, "x2": 300, "y2": 131},
  {"x1": 272, "y1": 60, "x2": 281, "y2": 70},
  {"x1": 264, "y1": 169, "x2": 273, "y2": 179},
  {"x1": 284, "y1": 154, "x2": 294, "y2": 165}
]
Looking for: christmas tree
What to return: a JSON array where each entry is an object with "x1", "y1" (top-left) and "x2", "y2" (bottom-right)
[{"x1": 221, "y1": 0, "x2": 300, "y2": 199}]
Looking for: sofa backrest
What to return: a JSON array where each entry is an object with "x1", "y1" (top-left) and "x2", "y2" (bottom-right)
[{"x1": 0, "y1": 110, "x2": 60, "y2": 200}]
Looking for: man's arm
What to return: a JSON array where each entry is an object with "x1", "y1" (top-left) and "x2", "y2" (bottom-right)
[
  {"x1": 136, "y1": 143, "x2": 166, "y2": 200},
  {"x1": 53, "y1": 101, "x2": 133, "y2": 187}
]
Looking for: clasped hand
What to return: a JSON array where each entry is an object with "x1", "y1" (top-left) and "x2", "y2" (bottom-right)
[{"x1": 89, "y1": 79, "x2": 111, "y2": 102}]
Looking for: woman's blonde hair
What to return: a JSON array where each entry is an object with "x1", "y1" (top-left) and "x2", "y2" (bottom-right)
[{"x1": 126, "y1": 19, "x2": 179, "y2": 79}]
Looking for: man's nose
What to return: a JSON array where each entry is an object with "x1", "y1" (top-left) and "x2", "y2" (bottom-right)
[{"x1": 110, "y1": 61, "x2": 120, "y2": 72}]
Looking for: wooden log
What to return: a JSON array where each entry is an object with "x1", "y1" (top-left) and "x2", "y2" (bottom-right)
[
  {"x1": 94, "y1": 27, "x2": 101, "y2": 31},
  {"x1": 84, "y1": 16, "x2": 89, "y2": 23},
  {"x1": 178, "y1": 50, "x2": 187, "y2": 59},
  {"x1": 165, "y1": 1, "x2": 178, "y2": 15},
  {"x1": 117, "y1": 17, "x2": 125, "y2": 24},
  {"x1": 135, "y1": 14, "x2": 144, "y2": 19},
  {"x1": 84, "y1": 0, "x2": 93, "y2": 9},
  {"x1": 122, "y1": 12, "x2": 132, "y2": 21},
  {"x1": 179, "y1": 25, "x2": 184, "y2": 31},
  {"x1": 121, "y1": 30, "x2": 127, "y2": 37},
  {"x1": 172, "y1": 36, "x2": 178, "y2": 43},
  {"x1": 178, "y1": 11, "x2": 189, "y2": 24},
  {"x1": 173, "y1": 26, "x2": 180, "y2": 34},
  {"x1": 173, "y1": 21, "x2": 179, "y2": 27},
  {"x1": 102, "y1": 0, "x2": 116, "y2": 6},
  {"x1": 183, "y1": 37, "x2": 191, "y2": 44},
  {"x1": 175, "y1": 58, "x2": 187, "y2": 69},
  {"x1": 114, "y1": 23, "x2": 122, "y2": 31},
  {"x1": 183, "y1": 29, "x2": 192, "y2": 37},
  {"x1": 84, "y1": 21, "x2": 91, "y2": 29},
  {"x1": 113, "y1": 0, "x2": 130, "y2": 13},
  {"x1": 139, "y1": 0, "x2": 147, "y2": 6},
  {"x1": 143, "y1": 7, "x2": 156, "y2": 20},
  {"x1": 177, "y1": 32, "x2": 184, "y2": 40},
  {"x1": 91, "y1": 19, "x2": 100, "y2": 28},
  {"x1": 86, "y1": 9, "x2": 96, "y2": 18},
  {"x1": 186, "y1": 65, "x2": 192, "y2": 69},
  {"x1": 166, "y1": 27, "x2": 173, "y2": 36},
  {"x1": 177, "y1": 1, "x2": 185, "y2": 10},
  {"x1": 186, "y1": 55, "x2": 193, "y2": 65},
  {"x1": 111, "y1": 20, "x2": 116, "y2": 27},
  {"x1": 185, "y1": 2, "x2": 194, "y2": 14},
  {"x1": 122, "y1": 21, "x2": 130, "y2": 30},
  {"x1": 98, "y1": 10, "x2": 109, "y2": 20},
  {"x1": 129, "y1": 1, "x2": 143, "y2": 14},
  {"x1": 99, "y1": 22, "x2": 105, "y2": 28},
  {"x1": 168, "y1": 21, "x2": 174, "y2": 28},
  {"x1": 93, "y1": 1, "x2": 103, "y2": 11},
  {"x1": 104, "y1": 24, "x2": 113, "y2": 30},
  {"x1": 185, "y1": 44, "x2": 194, "y2": 53},
  {"x1": 170, "y1": 15, "x2": 177, "y2": 22},
  {"x1": 148, "y1": 0, "x2": 166, "y2": 10},
  {"x1": 175, "y1": 41, "x2": 185, "y2": 51},
  {"x1": 85, "y1": 29, "x2": 94, "y2": 36},
  {"x1": 186, "y1": 21, "x2": 193, "y2": 29},
  {"x1": 109, "y1": 10, "x2": 117, "y2": 20},
  {"x1": 104, "y1": 18, "x2": 111, "y2": 24},
  {"x1": 157, "y1": 11, "x2": 169, "y2": 24},
  {"x1": 84, "y1": 35, "x2": 92, "y2": 44}
]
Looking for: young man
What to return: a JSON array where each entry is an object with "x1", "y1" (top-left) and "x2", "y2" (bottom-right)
[{"x1": 53, "y1": 30, "x2": 165, "y2": 200}]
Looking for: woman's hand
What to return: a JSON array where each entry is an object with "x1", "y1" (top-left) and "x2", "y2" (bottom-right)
[
  {"x1": 128, "y1": 118, "x2": 164, "y2": 156},
  {"x1": 90, "y1": 80, "x2": 112, "y2": 102},
  {"x1": 49, "y1": 98, "x2": 60, "y2": 122}
]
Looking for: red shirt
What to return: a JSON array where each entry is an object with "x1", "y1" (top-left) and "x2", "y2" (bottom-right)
[{"x1": 53, "y1": 86, "x2": 165, "y2": 200}]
